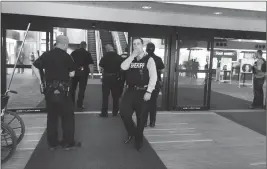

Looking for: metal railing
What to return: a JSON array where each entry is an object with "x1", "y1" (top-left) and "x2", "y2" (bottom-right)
[
  {"x1": 124, "y1": 32, "x2": 128, "y2": 44},
  {"x1": 95, "y1": 30, "x2": 103, "y2": 73},
  {"x1": 111, "y1": 31, "x2": 123, "y2": 55}
]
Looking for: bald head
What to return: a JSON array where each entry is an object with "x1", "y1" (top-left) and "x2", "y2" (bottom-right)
[
  {"x1": 56, "y1": 35, "x2": 69, "y2": 51},
  {"x1": 105, "y1": 44, "x2": 114, "y2": 52},
  {"x1": 80, "y1": 41, "x2": 87, "y2": 49}
]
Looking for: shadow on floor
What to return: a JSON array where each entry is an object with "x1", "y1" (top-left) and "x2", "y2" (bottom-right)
[{"x1": 216, "y1": 110, "x2": 266, "y2": 136}]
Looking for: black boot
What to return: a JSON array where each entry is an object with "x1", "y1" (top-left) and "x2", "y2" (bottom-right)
[
  {"x1": 112, "y1": 111, "x2": 118, "y2": 117},
  {"x1": 135, "y1": 138, "x2": 143, "y2": 151},
  {"x1": 99, "y1": 113, "x2": 108, "y2": 118},
  {"x1": 61, "y1": 141, "x2": 82, "y2": 150},
  {"x1": 149, "y1": 122, "x2": 155, "y2": 127}
]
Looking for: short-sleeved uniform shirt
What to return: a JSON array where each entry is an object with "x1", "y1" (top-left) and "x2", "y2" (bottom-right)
[
  {"x1": 99, "y1": 51, "x2": 123, "y2": 73},
  {"x1": 33, "y1": 48, "x2": 76, "y2": 82},
  {"x1": 71, "y1": 48, "x2": 94, "y2": 73}
]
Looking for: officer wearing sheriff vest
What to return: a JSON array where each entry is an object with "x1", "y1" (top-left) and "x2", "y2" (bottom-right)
[{"x1": 120, "y1": 38, "x2": 157, "y2": 151}]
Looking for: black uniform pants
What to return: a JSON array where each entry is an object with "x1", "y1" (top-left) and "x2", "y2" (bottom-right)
[
  {"x1": 252, "y1": 77, "x2": 265, "y2": 107},
  {"x1": 145, "y1": 88, "x2": 160, "y2": 125},
  {"x1": 101, "y1": 74, "x2": 120, "y2": 115},
  {"x1": 71, "y1": 72, "x2": 89, "y2": 107},
  {"x1": 120, "y1": 89, "x2": 149, "y2": 142},
  {"x1": 119, "y1": 71, "x2": 126, "y2": 97},
  {"x1": 45, "y1": 94, "x2": 75, "y2": 147}
]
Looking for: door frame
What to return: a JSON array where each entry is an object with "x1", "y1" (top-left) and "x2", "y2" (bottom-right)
[
  {"x1": 173, "y1": 35, "x2": 214, "y2": 110},
  {"x1": 2, "y1": 25, "x2": 53, "y2": 113},
  {"x1": 127, "y1": 32, "x2": 173, "y2": 110}
]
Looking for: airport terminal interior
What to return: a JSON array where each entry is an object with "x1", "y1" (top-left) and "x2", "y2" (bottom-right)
[{"x1": 1, "y1": 1, "x2": 266, "y2": 169}]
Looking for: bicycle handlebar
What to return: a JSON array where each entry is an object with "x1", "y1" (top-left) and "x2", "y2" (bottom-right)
[{"x1": 5, "y1": 90, "x2": 18, "y2": 95}]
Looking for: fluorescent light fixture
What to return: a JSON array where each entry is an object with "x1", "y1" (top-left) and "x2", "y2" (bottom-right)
[
  {"x1": 142, "y1": 6, "x2": 151, "y2": 9},
  {"x1": 214, "y1": 12, "x2": 222, "y2": 15}
]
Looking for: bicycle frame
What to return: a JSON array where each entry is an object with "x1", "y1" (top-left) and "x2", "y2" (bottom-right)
[{"x1": 1, "y1": 90, "x2": 17, "y2": 116}]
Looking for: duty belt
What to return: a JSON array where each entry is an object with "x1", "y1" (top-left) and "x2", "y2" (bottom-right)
[
  {"x1": 46, "y1": 80, "x2": 71, "y2": 95},
  {"x1": 127, "y1": 85, "x2": 148, "y2": 91}
]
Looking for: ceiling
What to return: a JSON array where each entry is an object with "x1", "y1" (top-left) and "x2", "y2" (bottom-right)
[
  {"x1": 61, "y1": 1, "x2": 266, "y2": 19},
  {"x1": 162, "y1": 1, "x2": 266, "y2": 12}
]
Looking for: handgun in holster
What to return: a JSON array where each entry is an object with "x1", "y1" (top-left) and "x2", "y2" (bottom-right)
[{"x1": 39, "y1": 68, "x2": 46, "y2": 94}]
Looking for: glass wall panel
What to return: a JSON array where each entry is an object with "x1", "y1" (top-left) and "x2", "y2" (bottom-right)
[{"x1": 5, "y1": 29, "x2": 47, "y2": 109}]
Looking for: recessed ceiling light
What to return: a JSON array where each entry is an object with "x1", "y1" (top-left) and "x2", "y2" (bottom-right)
[
  {"x1": 214, "y1": 12, "x2": 222, "y2": 15},
  {"x1": 142, "y1": 6, "x2": 151, "y2": 9}
]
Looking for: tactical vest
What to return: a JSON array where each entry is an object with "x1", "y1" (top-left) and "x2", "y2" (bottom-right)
[{"x1": 126, "y1": 55, "x2": 150, "y2": 87}]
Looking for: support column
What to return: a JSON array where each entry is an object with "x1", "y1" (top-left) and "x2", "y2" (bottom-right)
[
  {"x1": 1, "y1": 28, "x2": 7, "y2": 94},
  {"x1": 167, "y1": 31, "x2": 178, "y2": 110}
]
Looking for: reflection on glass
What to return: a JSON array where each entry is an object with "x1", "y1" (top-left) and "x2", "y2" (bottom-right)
[
  {"x1": 6, "y1": 30, "x2": 47, "y2": 65},
  {"x1": 6, "y1": 68, "x2": 45, "y2": 109},
  {"x1": 176, "y1": 40, "x2": 210, "y2": 107},
  {"x1": 178, "y1": 42, "x2": 210, "y2": 78}
]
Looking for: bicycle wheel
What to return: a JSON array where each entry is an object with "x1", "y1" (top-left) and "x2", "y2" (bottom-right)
[
  {"x1": 1, "y1": 122, "x2": 17, "y2": 164},
  {"x1": 3, "y1": 111, "x2": 25, "y2": 144}
]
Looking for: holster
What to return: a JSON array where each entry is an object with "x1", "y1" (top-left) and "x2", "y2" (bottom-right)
[
  {"x1": 155, "y1": 81, "x2": 162, "y2": 90},
  {"x1": 75, "y1": 67, "x2": 84, "y2": 76},
  {"x1": 45, "y1": 80, "x2": 70, "y2": 102}
]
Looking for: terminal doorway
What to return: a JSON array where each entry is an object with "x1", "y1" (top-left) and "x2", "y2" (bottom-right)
[
  {"x1": 209, "y1": 38, "x2": 266, "y2": 110},
  {"x1": 173, "y1": 38, "x2": 213, "y2": 110}
]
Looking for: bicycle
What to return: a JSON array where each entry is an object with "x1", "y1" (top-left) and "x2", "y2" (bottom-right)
[
  {"x1": 1, "y1": 90, "x2": 25, "y2": 145},
  {"x1": 1, "y1": 120, "x2": 17, "y2": 163}
]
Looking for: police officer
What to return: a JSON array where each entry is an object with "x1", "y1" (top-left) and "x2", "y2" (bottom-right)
[
  {"x1": 120, "y1": 38, "x2": 157, "y2": 151},
  {"x1": 144, "y1": 42, "x2": 165, "y2": 127},
  {"x1": 32, "y1": 35, "x2": 81, "y2": 150},
  {"x1": 70, "y1": 41, "x2": 94, "y2": 111},
  {"x1": 99, "y1": 44, "x2": 122, "y2": 117}
]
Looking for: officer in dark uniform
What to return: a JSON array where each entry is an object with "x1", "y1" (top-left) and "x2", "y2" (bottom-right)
[
  {"x1": 32, "y1": 35, "x2": 81, "y2": 150},
  {"x1": 144, "y1": 42, "x2": 165, "y2": 127},
  {"x1": 120, "y1": 38, "x2": 157, "y2": 151},
  {"x1": 70, "y1": 41, "x2": 94, "y2": 111},
  {"x1": 99, "y1": 44, "x2": 122, "y2": 117}
]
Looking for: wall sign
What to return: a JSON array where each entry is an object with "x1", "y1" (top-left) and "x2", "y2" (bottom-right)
[{"x1": 213, "y1": 50, "x2": 237, "y2": 61}]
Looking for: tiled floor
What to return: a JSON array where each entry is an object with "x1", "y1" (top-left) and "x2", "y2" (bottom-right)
[
  {"x1": 137, "y1": 112, "x2": 266, "y2": 169},
  {"x1": 1, "y1": 111, "x2": 266, "y2": 169},
  {"x1": 1, "y1": 114, "x2": 47, "y2": 169}
]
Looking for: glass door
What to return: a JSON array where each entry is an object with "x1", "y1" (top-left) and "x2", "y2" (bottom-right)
[
  {"x1": 174, "y1": 38, "x2": 213, "y2": 110},
  {"x1": 2, "y1": 27, "x2": 52, "y2": 112},
  {"x1": 128, "y1": 36, "x2": 171, "y2": 110}
]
